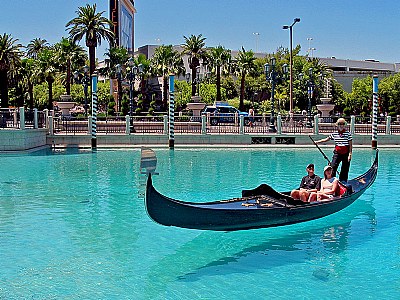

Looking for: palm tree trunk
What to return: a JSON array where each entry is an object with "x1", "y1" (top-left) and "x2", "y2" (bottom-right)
[
  {"x1": 66, "y1": 58, "x2": 71, "y2": 94},
  {"x1": 0, "y1": 70, "x2": 9, "y2": 108},
  {"x1": 239, "y1": 73, "x2": 245, "y2": 111},
  {"x1": 47, "y1": 78, "x2": 54, "y2": 110},
  {"x1": 163, "y1": 76, "x2": 168, "y2": 111},
  {"x1": 216, "y1": 66, "x2": 221, "y2": 103},
  {"x1": 28, "y1": 82, "x2": 34, "y2": 109},
  {"x1": 89, "y1": 46, "x2": 96, "y2": 76}
]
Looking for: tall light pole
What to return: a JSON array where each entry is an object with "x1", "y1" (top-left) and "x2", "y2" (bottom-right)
[
  {"x1": 307, "y1": 37, "x2": 313, "y2": 56},
  {"x1": 265, "y1": 57, "x2": 288, "y2": 132},
  {"x1": 283, "y1": 18, "x2": 300, "y2": 114},
  {"x1": 306, "y1": 68, "x2": 314, "y2": 128},
  {"x1": 253, "y1": 32, "x2": 260, "y2": 53}
]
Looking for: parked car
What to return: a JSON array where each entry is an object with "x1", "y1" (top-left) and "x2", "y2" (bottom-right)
[{"x1": 202, "y1": 104, "x2": 249, "y2": 125}]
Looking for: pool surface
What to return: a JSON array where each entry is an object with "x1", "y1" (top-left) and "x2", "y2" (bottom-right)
[{"x1": 0, "y1": 148, "x2": 398, "y2": 299}]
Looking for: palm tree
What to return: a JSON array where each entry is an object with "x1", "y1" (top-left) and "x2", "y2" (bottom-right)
[
  {"x1": 134, "y1": 54, "x2": 152, "y2": 108},
  {"x1": 151, "y1": 45, "x2": 185, "y2": 110},
  {"x1": 26, "y1": 38, "x2": 49, "y2": 59},
  {"x1": 36, "y1": 48, "x2": 57, "y2": 109},
  {"x1": 66, "y1": 4, "x2": 115, "y2": 75},
  {"x1": 19, "y1": 58, "x2": 36, "y2": 109},
  {"x1": 54, "y1": 37, "x2": 87, "y2": 95},
  {"x1": 181, "y1": 34, "x2": 207, "y2": 97},
  {"x1": 0, "y1": 33, "x2": 22, "y2": 108},
  {"x1": 233, "y1": 47, "x2": 257, "y2": 111},
  {"x1": 99, "y1": 46, "x2": 129, "y2": 111},
  {"x1": 206, "y1": 45, "x2": 231, "y2": 103}
]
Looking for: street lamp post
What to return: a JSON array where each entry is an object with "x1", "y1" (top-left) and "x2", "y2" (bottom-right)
[
  {"x1": 186, "y1": 66, "x2": 209, "y2": 97},
  {"x1": 73, "y1": 65, "x2": 90, "y2": 116},
  {"x1": 283, "y1": 18, "x2": 300, "y2": 115},
  {"x1": 306, "y1": 68, "x2": 314, "y2": 128},
  {"x1": 299, "y1": 67, "x2": 315, "y2": 128},
  {"x1": 265, "y1": 58, "x2": 288, "y2": 133},
  {"x1": 115, "y1": 64, "x2": 122, "y2": 114},
  {"x1": 127, "y1": 57, "x2": 138, "y2": 116}
]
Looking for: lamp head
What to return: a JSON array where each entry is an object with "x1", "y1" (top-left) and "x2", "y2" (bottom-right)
[
  {"x1": 282, "y1": 25, "x2": 289, "y2": 30},
  {"x1": 83, "y1": 65, "x2": 89, "y2": 74},
  {"x1": 283, "y1": 64, "x2": 289, "y2": 74},
  {"x1": 128, "y1": 57, "x2": 134, "y2": 67},
  {"x1": 294, "y1": 18, "x2": 301, "y2": 23},
  {"x1": 115, "y1": 64, "x2": 122, "y2": 74},
  {"x1": 271, "y1": 57, "x2": 276, "y2": 66},
  {"x1": 264, "y1": 63, "x2": 270, "y2": 75},
  {"x1": 73, "y1": 70, "x2": 79, "y2": 79}
]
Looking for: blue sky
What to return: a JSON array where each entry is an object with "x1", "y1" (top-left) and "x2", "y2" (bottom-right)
[{"x1": 1, "y1": 0, "x2": 399, "y2": 63}]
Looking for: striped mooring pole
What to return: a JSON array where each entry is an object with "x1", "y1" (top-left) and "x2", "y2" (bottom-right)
[
  {"x1": 372, "y1": 75, "x2": 378, "y2": 149},
  {"x1": 168, "y1": 75, "x2": 175, "y2": 148},
  {"x1": 91, "y1": 72, "x2": 98, "y2": 149}
]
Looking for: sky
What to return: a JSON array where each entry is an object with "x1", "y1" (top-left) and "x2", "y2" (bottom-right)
[{"x1": 1, "y1": 0, "x2": 400, "y2": 63}]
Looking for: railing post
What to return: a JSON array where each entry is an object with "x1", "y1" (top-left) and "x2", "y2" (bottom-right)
[
  {"x1": 206, "y1": 112, "x2": 210, "y2": 125},
  {"x1": 277, "y1": 113, "x2": 282, "y2": 134},
  {"x1": 19, "y1": 107, "x2": 25, "y2": 130},
  {"x1": 125, "y1": 115, "x2": 130, "y2": 134},
  {"x1": 201, "y1": 114, "x2": 206, "y2": 134},
  {"x1": 262, "y1": 113, "x2": 266, "y2": 127},
  {"x1": 350, "y1": 115, "x2": 356, "y2": 135},
  {"x1": 234, "y1": 113, "x2": 238, "y2": 126},
  {"x1": 386, "y1": 115, "x2": 391, "y2": 135},
  {"x1": 163, "y1": 115, "x2": 168, "y2": 135},
  {"x1": 88, "y1": 116, "x2": 92, "y2": 134},
  {"x1": 49, "y1": 115, "x2": 54, "y2": 135},
  {"x1": 13, "y1": 109, "x2": 18, "y2": 128},
  {"x1": 314, "y1": 115, "x2": 319, "y2": 135},
  {"x1": 43, "y1": 109, "x2": 49, "y2": 128},
  {"x1": 34, "y1": 108, "x2": 38, "y2": 129},
  {"x1": 239, "y1": 115, "x2": 244, "y2": 134}
]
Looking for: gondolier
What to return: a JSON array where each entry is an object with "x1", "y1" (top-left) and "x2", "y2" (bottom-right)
[{"x1": 314, "y1": 118, "x2": 353, "y2": 182}]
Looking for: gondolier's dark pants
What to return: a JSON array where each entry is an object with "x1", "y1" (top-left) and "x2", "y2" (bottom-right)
[{"x1": 331, "y1": 150, "x2": 350, "y2": 182}]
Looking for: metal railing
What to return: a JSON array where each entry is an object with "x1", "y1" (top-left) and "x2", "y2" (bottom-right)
[{"x1": 3, "y1": 107, "x2": 399, "y2": 136}]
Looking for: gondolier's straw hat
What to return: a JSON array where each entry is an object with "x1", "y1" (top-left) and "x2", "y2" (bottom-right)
[{"x1": 335, "y1": 118, "x2": 347, "y2": 126}]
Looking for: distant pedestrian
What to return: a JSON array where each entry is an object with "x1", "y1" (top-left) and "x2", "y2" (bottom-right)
[
  {"x1": 314, "y1": 118, "x2": 353, "y2": 182},
  {"x1": 248, "y1": 107, "x2": 255, "y2": 127}
]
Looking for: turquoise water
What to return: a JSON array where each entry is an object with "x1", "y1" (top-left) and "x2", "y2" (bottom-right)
[{"x1": 0, "y1": 148, "x2": 399, "y2": 299}]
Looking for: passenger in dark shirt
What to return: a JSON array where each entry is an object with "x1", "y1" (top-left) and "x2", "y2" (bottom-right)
[{"x1": 290, "y1": 163, "x2": 322, "y2": 202}]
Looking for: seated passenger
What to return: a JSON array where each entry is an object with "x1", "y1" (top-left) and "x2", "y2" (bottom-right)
[
  {"x1": 309, "y1": 165, "x2": 339, "y2": 202},
  {"x1": 290, "y1": 163, "x2": 321, "y2": 202}
]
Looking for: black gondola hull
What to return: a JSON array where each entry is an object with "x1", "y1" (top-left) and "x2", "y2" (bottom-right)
[{"x1": 145, "y1": 151, "x2": 378, "y2": 231}]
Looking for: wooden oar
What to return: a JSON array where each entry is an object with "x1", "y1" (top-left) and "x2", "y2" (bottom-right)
[{"x1": 308, "y1": 135, "x2": 331, "y2": 165}]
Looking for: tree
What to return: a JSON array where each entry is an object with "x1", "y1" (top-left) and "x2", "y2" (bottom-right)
[
  {"x1": 66, "y1": 4, "x2": 115, "y2": 75},
  {"x1": 151, "y1": 45, "x2": 185, "y2": 110},
  {"x1": 232, "y1": 47, "x2": 257, "y2": 111},
  {"x1": 206, "y1": 45, "x2": 231, "y2": 103},
  {"x1": 0, "y1": 33, "x2": 22, "y2": 108},
  {"x1": 181, "y1": 34, "x2": 207, "y2": 97},
  {"x1": 99, "y1": 46, "x2": 129, "y2": 111},
  {"x1": 36, "y1": 48, "x2": 58, "y2": 109},
  {"x1": 19, "y1": 58, "x2": 36, "y2": 109},
  {"x1": 54, "y1": 37, "x2": 87, "y2": 95},
  {"x1": 26, "y1": 38, "x2": 49, "y2": 59}
]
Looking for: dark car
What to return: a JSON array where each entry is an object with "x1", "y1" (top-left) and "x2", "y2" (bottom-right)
[{"x1": 202, "y1": 104, "x2": 249, "y2": 125}]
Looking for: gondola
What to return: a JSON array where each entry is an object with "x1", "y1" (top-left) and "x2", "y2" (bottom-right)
[{"x1": 145, "y1": 150, "x2": 378, "y2": 231}]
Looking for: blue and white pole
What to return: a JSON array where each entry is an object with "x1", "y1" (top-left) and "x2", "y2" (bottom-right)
[
  {"x1": 91, "y1": 73, "x2": 98, "y2": 149},
  {"x1": 372, "y1": 75, "x2": 378, "y2": 149},
  {"x1": 168, "y1": 75, "x2": 175, "y2": 148}
]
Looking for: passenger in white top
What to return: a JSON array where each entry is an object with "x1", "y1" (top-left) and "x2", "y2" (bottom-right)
[{"x1": 309, "y1": 165, "x2": 338, "y2": 202}]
